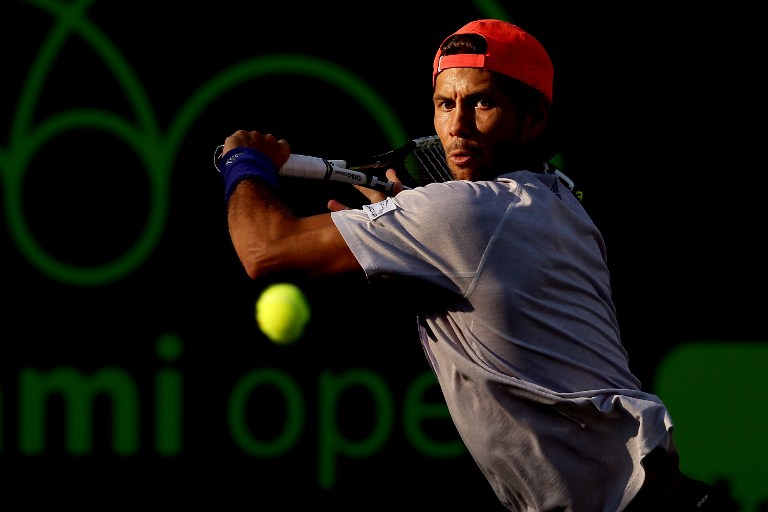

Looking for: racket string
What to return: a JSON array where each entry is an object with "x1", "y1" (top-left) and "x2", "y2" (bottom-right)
[
  {"x1": 410, "y1": 135, "x2": 452, "y2": 184},
  {"x1": 413, "y1": 148, "x2": 452, "y2": 184}
]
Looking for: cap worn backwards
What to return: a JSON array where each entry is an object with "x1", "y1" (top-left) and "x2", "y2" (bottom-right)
[{"x1": 432, "y1": 19, "x2": 554, "y2": 103}]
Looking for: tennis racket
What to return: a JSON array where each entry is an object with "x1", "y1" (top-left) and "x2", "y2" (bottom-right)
[
  {"x1": 213, "y1": 135, "x2": 450, "y2": 193},
  {"x1": 213, "y1": 134, "x2": 579, "y2": 196}
]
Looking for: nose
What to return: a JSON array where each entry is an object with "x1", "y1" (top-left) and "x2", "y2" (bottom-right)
[{"x1": 449, "y1": 103, "x2": 474, "y2": 139}]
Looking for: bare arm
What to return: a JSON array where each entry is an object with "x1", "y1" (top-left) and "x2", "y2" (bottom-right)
[{"x1": 222, "y1": 131, "x2": 362, "y2": 280}]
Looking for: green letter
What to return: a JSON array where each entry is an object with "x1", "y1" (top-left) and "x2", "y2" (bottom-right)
[
  {"x1": 155, "y1": 333, "x2": 183, "y2": 455},
  {"x1": 228, "y1": 368, "x2": 305, "y2": 456},
  {"x1": 19, "y1": 367, "x2": 139, "y2": 455},
  {"x1": 318, "y1": 368, "x2": 394, "y2": 489},
  {"x1": 402, "y1": 371, "x2": 464, "y2": 457}
]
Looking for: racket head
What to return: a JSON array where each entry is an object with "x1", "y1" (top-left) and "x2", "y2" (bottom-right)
[
  {"x1": 347, "y1": 135, "x2": 451, "y2": 189},
  {"x1": 403, "y1": 136, "x2": 452, "y2": 186}
]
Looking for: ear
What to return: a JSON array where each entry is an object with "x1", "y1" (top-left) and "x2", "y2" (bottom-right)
[{"x1": 525, "y1": 97, "x2": 550, "y2": 139}]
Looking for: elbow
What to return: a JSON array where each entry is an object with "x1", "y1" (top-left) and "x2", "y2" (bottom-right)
[
  {"x1": 230, "y1": 230, "x2": 280, "y2": 281},
  {"x1": 240, "y1": 252, "x2": 270, "y2": 281},
  {"x1": 242, "y1": 261, "x2": 261, "y2": 281},
  {"x1": 238, "y1": 244, "x2": 287, "y2": 281}
]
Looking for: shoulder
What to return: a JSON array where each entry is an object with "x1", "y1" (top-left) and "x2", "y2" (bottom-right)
[
  {"x1": 403, "y1": 179, "x2": 508, "y2": 201},
  {"x1": 497, "y1": 170, "x2": 582, "y2": 205}
]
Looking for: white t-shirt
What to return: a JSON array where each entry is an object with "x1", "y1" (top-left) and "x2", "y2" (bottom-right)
[{"x1": 331, "y1": 170, "x2": 674, "y2": 511}]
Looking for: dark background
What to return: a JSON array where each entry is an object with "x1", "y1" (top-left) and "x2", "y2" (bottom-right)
[{"x1": 1, "y1": 1, "x2": 764, "y2": 509}]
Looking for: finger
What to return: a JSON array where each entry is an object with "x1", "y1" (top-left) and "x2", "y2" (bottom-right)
[
  {"x1": 327, "y1": 199, "x2": 351, "y2": 212},
  {"x1": 385, "y1": 168, "x2": 401, "y2": 183},
  {"x1": 385, "y1": 168, "x2": 407, "y2": 195},
  {"x1": 356, "y1": 186, "x2": 387, "y2": 204},
  {"x1": 275, "y1": 138, "x2": 292, "y2": 168}
]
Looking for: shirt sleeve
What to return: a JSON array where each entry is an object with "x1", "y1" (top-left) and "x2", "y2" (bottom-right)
[{"x1": 330, "y1": 181, "x2": 513, "y2": 296}]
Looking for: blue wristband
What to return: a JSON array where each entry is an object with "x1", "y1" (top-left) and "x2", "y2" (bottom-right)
[{"x1": 220, "y1": 147, "x2": 279, "y2": 202}]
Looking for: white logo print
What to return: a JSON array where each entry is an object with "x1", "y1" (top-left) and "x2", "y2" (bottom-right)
[
  {"x1": 362, "y1": 197, "x2": 397, "y2": 220},
  {"x1": 225, "y1": 153, "x2": 244, "y2": 166}
]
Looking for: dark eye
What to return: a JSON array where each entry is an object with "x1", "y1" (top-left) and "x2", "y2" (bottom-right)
[{"x1": 476, "y1": 97, "x2": 494, "y2": 109}]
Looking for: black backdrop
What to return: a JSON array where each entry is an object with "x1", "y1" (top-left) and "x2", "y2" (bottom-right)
[{"x1": 1, "y1": 1, "x2": 764, "y2": 509}]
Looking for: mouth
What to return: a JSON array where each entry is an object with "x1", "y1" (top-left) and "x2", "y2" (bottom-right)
[{"x1": 447, "y1": 146, "x2": 480, "y2": 168}]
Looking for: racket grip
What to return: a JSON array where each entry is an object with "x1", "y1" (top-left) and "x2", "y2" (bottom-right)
[
  {"x1": 280, "y1": 154, "x2": 396, "y2": 194},
  {"x1": 280, "y1": 154, "x2": 348, "y2": 179}
]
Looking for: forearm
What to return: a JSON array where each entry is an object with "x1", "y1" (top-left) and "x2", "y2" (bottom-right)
[{"x1": 227, "y1": 179, "x2": 359, "y2": 280}]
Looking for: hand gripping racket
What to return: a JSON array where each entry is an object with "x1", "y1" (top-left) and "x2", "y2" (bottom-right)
[{"x1": 213, "y1": 135, "x2": 450, "y2": 193}]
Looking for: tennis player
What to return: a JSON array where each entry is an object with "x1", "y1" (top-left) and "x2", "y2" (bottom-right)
[{"x1": 217, "y1": 19, "x2": 728, "y2": 511}]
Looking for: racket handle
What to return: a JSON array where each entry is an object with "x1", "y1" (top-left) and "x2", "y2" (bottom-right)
[
  {"x1": 214, "y1": 145, "x2": 399, "y2": 194},
  {"x1": 280, "y1": 154, "x2": 396, "y2": 194}
]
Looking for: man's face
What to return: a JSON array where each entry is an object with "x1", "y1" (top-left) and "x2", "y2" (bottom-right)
[{"x1": 433, "y1": 68, "x2": 534, "y2": 181}]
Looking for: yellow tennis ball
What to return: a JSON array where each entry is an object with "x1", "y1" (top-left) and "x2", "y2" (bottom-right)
[{"x1": 255, "y1": 283, "x2": 311, "y2": 344}]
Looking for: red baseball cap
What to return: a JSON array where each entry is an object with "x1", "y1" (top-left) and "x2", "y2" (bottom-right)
[{"x1": 432, "y1": 19, "x2": 554, "y2": 102}]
